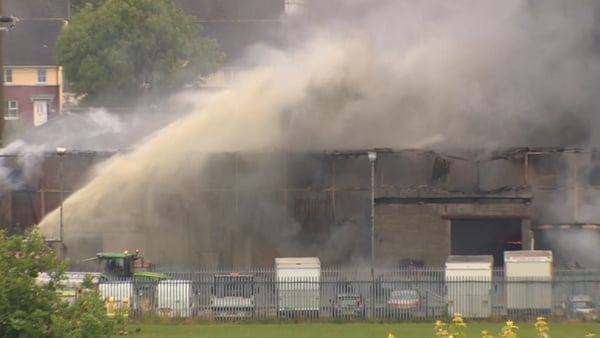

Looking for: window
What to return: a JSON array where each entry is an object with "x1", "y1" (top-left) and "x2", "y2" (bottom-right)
[
  {"x1": 4, "y1": 69, "x2": 12, "y2": 83},
  {"x1": 5, "y1": 100, "x2": 18, "y2": 119},
  {"x1": 37, "y1": 69, "x2": 47, "y2": 83}
]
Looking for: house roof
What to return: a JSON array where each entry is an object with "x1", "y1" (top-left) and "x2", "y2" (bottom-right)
[
  {"x1": 175, "y1": 0, "x2": 284, "y2": 21},
  {"x1": 2, "y1": 0, "x2": 68, "y2": 66},
  {"x1": 4, "y1": 20, "x2": 64, "y2": 66},
  {"x1": 200, "y1": 21, "x2": 282, "y2": 66},
  {"x1": 4, "y1": 0, "x2": 69, "y2": 20},
  {"x1": 175, "y1": 0, "x2": 284, "y2": 66}
]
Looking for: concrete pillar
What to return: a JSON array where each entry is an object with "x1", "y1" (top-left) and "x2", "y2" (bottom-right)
[{"x1": 521, "y1": 219, "x2": 533, "y2": 250}]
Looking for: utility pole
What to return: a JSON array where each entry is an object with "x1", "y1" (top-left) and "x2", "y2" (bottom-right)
[
  {"x1": 0, "y1": 0, "x2": 4, "y2": 148},
  {"x1": 367, "y1": 151, "x2": 377, "y2": 317},
  {"x1": 56, "y1": 147, "x2": 67, "y2": 257}
]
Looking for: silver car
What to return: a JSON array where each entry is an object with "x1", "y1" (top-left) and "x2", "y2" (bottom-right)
[
  {"x1": 384, "y1": 289, "x2": 421, "y2": 319},
  {"x1": 566, "y1": 295, "x2": 597, "y2": 320}
]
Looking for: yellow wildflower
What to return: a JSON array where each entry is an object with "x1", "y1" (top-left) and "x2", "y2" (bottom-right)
[{"x1": 482, "y1": 330, "x2": 495, "y2": 338}]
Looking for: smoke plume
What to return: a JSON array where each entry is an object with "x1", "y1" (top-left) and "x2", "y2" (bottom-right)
[{"x1": 36, "y1": 0, "x2": 600, "y2": 268}]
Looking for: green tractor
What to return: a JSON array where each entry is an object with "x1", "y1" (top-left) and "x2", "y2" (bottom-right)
[
  {"x1": 93, "y1": 249, "x2": 168, "y2": 282},
  {"x1": 89, "y1": 249, "x2": 169, "y2": 315}
]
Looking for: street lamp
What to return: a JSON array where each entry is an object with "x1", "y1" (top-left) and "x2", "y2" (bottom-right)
[
  {"x1": 0, "y1": 16, "x2": 18, "y2": 31},
  {"x1": 367, "y1": 150, "x2": 377, "y2": 312},
  {"x1": 56, "y1": 147, "x2": 66, "y2": 247}
]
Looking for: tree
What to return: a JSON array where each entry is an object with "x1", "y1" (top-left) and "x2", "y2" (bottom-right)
[
  {"x1": 56, "y1": 0, "x2": 224, "y2": 107},
  {"x1": 70, "y1": 0, "x2": 106, "y2": 14},
  {"x1": 0, "y1": 229, "x2": 112, "y2": 337}
]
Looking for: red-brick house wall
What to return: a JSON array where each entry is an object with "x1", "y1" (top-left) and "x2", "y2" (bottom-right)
[{"x1": 4, "y1": 85, "x2": 60, "y2": 125}]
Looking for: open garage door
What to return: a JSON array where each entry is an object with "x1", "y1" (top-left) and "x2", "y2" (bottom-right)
[{"x1": 451, "y1": 219, "x2": 522, "y2": 266}]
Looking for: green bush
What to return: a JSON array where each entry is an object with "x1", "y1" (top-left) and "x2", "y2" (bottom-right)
[
  {"x1": 0, "y1": 228, "x2": 113, "y2": 337},
  {"x1": 51, "y1": 289, "x2": 114, "y2": 337}
]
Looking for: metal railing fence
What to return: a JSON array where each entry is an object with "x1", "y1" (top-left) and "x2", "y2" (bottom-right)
[{"x1": 91, "y1": 267, "x2": 600, "y2": 321}]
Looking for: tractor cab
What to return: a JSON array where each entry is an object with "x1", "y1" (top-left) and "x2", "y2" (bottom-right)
[
  {"x1": 95, "y1": 250, "x2": 140, "y2": 279},
  {"x1": 93, "y1": 250, "x2": 168, "y2": 281}
]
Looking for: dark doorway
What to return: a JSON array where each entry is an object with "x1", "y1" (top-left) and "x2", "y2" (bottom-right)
[{"x1": 451, "y1": 219, "x2": 522, "y2": 266}]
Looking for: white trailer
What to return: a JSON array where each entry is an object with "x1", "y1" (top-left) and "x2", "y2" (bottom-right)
[
  {"x1": 98, "y1": 281, "x2": 134, "y2": 309},
  {"x1": 275, "y1": 257, "x2": 321, "y2": 319},
  {"x1": 504, "y1": 250, "x2": 553, "y2": 317},
  {"x1": 445, "y1": 255, "x2": 493, "y2": 318},
  {"x1": 157, "y1": 280, "x2": 194, "y2": 318}
]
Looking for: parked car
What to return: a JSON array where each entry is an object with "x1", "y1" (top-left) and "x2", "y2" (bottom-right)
[
  {"x1": 332, "y1": 293, "x2": 366, "y2": 319},
  {"x1": 565, "y1": 295, "x2": 597, "y2": 320},
  {"x1": 385, "y1": 289, "x2": 420, "y2": 319}
]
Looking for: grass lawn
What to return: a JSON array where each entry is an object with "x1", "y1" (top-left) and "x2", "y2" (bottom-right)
[{"x1": 128, "y1": 321, "x2": 600, "y2": 338}]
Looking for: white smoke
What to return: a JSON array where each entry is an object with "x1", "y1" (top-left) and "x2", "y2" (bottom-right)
[{"x1": 33, "y1": 0, "x2": 600, "y2": 268}]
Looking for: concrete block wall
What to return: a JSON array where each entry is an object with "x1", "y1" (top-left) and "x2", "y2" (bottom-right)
[
  {"x1": 375, "y1": 202, "x2": 530, "y2": 267},
  {"x1": 375, "y1": 204, "x2": 449, "y2": 267}
]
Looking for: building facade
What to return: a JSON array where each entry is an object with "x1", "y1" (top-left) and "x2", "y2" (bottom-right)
[
  {"x1": 1, "y1": 0, "x2": 286, "y2": 119},
  {"x1": 4, "y1": 65, "x2": 63, "y2": 126},
  {"x1": 2, "y1": 148, "x2": 598, "y2": 270}
]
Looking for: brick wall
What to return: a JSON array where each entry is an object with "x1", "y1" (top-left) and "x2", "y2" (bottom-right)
[{"x1": 375, "y1": 202, "x2": 529, "y2": 267}]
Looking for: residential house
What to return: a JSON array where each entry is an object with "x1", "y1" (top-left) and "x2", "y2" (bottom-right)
[
  {"x1": 2, "y1": 0, "x2": 287, "y2": 121},
  {"x1": 3, "y1": 20, "x2": 66, "y2": 126},
  {"x1": 3, "y1": 0, "x2": 69, "y2": 126}
]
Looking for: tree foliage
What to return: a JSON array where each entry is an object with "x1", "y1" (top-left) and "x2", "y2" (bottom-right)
[
  {"x1": 56, "y1": 0, "x2": 225, "y2": 107},
  {"x1": 70, "y1": 0, "x2": 106, "y2": 14},
  {"x1": 51, "y1": 290, "x2": 113, "y2": 338},
  {"x1": 0, "y1": 229, "x2": 112, "y2": 337}
]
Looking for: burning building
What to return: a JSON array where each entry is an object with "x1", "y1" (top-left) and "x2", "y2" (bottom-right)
[
  {"x1": 3, "y1": 0, "x2": 600, "y2": 269},
  {"x1": 0, "y1": 146, "x2": 598, "y2": 269}
]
